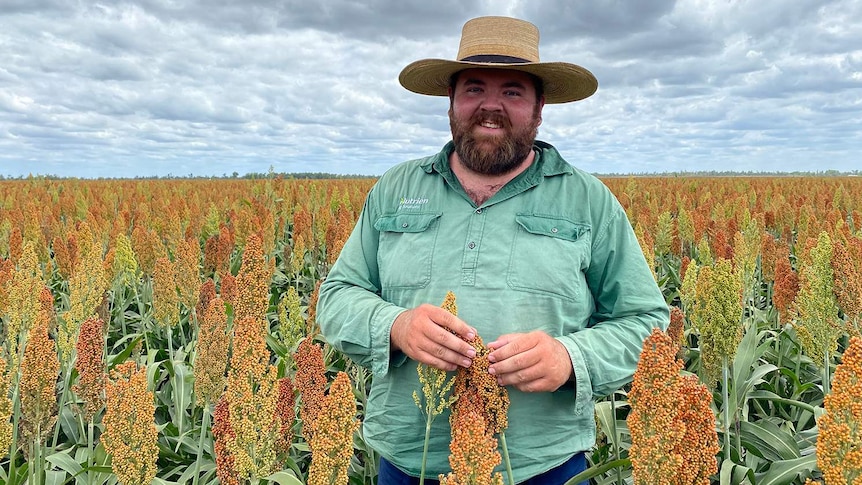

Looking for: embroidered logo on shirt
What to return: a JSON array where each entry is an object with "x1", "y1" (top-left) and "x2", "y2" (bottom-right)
[{"x1": 399, "y1": 197, "x2": 429, "y2": 211}]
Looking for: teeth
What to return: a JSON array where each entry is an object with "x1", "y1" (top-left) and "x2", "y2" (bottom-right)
[{"x1": 481, "y1": 121, "x2": 501, "y2": 129}]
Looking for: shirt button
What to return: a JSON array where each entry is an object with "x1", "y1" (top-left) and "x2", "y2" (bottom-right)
[
  {"x1": 468, "y1": 242, "x2": 476, "y2": 249},
  {"x1": 402, "y1": 223, "x2": 409, "y2": 228},
  {"x1": 475, "y1": 209, "x2": 482, "y2": 214},
  {"x1": 551, "y1": 227, "x2": 558, "y2": 233}
]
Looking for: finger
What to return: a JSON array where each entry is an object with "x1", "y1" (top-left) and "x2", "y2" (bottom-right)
[
  {"x1": 492, "y1": 362, "x2": 544, "y2": 391},
  {"x1": 431, "y1": 308, "x2": 476, "y2": 341},
  {"x1": 487, "y1": 333, "x2": 530, "y2": 363},
  {"x1": 419, "y1": 327, "x2": 475, "y2": 360},
  {"x1": 488, "y1": 346, "x2": 540, "y2": 376}
]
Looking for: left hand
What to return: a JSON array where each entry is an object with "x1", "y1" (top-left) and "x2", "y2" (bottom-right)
[{"x1": 487, "y1": 331, "x2": 573, "y2": 393}]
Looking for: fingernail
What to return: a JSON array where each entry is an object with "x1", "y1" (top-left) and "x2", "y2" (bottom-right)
[
  {"x1": 487, "y1": 353, "x2": 496, "y2": 363},
  {"x1": 488, "y1": 366, "x2": 496, "y2": 375},
  {"x1": 467, "y1": 349, "x2": 476, "y2": 358},
  {"x1": 462, "y1": 359, "x2": 472, "y2": 367},
  {"x1": 466, "y1": 331, "x2": 475, "y2": 340}
]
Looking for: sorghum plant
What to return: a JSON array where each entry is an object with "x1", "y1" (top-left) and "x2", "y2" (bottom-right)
[
  {"x1": 628, "y1": 328, "x2": 719, "y2": 484},
  {"x1": 102, "y1": 361, "x2": 159, "y2": 485},
  {"x1": 306, "y1": 371, "x2": 359, "y2": 485},
  {"x1": 816, "y1": 336, "x2": 862, "y2": 484}
]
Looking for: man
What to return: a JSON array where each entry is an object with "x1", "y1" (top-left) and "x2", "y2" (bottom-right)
[{"x1": 317, "y1": 16, "x2": 668, "y2": 485}]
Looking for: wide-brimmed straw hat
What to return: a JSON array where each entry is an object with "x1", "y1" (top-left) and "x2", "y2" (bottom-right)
[{"x1": 399, "y1": 16, "x2": 598, "y2": 104}]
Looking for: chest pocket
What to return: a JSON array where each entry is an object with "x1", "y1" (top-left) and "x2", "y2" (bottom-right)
[
  {"x1": 374, "y1": 212, "x2": 442, "y2": 289},
  {"x1": 507, "y1": 214, "x2": 591, "y2": 300}
]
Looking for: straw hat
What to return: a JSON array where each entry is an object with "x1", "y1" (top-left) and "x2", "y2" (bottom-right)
[{"x1": 399, "y1": 16, "x2": 598, "y2": 104}]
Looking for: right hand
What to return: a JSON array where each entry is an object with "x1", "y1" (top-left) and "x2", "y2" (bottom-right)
[{"x1": 390, "y1": 304, "x2": 477, "y2": 371}]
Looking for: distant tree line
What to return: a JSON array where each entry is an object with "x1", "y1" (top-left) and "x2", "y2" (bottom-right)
[{"x1": 1, "y1": 169, "x2": 859, "y2": 181}]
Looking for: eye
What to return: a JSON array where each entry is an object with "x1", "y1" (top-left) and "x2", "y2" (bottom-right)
[{"x1": 504, "y1": 90, "x2": 523, "y2": 97}]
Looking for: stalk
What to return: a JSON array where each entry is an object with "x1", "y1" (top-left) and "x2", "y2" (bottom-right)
[
  {"x1": 50, "y1": 364, "x2": 73, "y2": 449},
  {"x1": 609, "y1": 393, "x2": 622, "y2": 485},
  {"x1": 87, "y1": 419, "x2": 95, "y2": 485},
  {"x1": 167, "y1": 325, "x2": 184, "y2": 435},
  {"x1": 722, "y1": 356, "x2": 731, "y2": 459},
  {"x1": 499, "y1": 431, "x2": 514, "y2": 485},
  {"x1": 8, "y1": 371, "x2": 22, "y2": 484},
  {"x1": 419, "y1": 411, "x2": 432, "y2": 485},
  {"x1": 192, "y1": 406, "x2": 211, "y2": 485},
  {"x1": 823, "y1": 349, "x2": 831, "y2": 396}
]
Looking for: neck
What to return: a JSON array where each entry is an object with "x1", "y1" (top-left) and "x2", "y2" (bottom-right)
[{"x1": 450, "y1": 150, "x2": 535, "y2": 205}]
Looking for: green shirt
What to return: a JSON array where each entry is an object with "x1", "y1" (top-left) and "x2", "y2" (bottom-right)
[{"x1": 317, "y1": 141, "x2": 669, "y2": 481}]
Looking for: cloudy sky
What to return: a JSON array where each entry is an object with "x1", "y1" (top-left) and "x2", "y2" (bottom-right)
[{"x1": 1, "y1": 0, "x2": 860, "y2": 178}]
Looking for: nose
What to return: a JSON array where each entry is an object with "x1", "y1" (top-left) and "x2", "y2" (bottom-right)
[{"x1": 478, "y1": 91, "x2": 504, "y2": 111}]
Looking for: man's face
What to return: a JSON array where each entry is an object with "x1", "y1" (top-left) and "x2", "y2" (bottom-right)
[{"x1": 448, "y1": 68, "x2": 545, "y2": 176}]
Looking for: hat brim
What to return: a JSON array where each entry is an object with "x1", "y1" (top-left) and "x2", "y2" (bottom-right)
[{"x1": 399, "y1": 59, "x2": 598, "y2": 104}]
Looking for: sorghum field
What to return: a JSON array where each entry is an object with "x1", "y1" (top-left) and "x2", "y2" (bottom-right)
[{"x1": 1, "y1": 174, "x2": 861, "y2": 485}]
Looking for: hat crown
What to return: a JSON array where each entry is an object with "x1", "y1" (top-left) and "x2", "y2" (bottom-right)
[{"x1": 456, "y1": 16, "x2": 541, "y2": 63}]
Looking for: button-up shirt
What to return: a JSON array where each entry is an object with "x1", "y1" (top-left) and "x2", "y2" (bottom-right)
[{"x1": 317, "y1": 140, "x2": 669, "y2": 482}]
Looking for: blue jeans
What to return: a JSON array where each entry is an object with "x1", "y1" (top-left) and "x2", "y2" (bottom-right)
[{"x1": 377, "y1": 452, "x2": 587, "y2": 485}]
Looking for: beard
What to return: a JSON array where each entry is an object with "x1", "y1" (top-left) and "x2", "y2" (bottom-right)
[{"x1": 449, "y1": 107, "x2": 540, "y2": 176}]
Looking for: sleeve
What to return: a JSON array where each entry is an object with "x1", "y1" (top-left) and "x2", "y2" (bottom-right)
[
  {"x1": 316, "y1": 185, "x2": 409, "y2": 377},
  {"x1": 556, "y1": 196, "x2": 669, "y2": 411}
]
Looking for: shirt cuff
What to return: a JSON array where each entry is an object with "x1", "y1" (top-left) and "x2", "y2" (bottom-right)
[
  {"x1": 370, "y1": 304, "x2": 409, "y2": 377},
  {"x1": 557, "y1": 335, "x2": 592, "y2": 415}
]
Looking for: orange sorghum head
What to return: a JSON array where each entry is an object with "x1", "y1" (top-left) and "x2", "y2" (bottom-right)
[
  {"x1": 772, "y1": 245, "x2": 798, "y2": 322},
  {"x1": 628, "y1": 328, "x2": 686, "y2": 483},
  {"x1": 174, "y1": 236, "x2": 202, "y2": 313},
  {"x1": 18, "y1": 297, "x2": 60, "y2": 453},
  {"x1": 152, "y1": 256, "x2": 180, "y2": 328},
  {"x1": 4, "y1": 241, "x2": 45, "y2": 365},
  {"x1": 306, "y1": 371, "x2": 359, "y2": 485},
  {"x1": 667, "y1": 306, "x2": 686, "y2": 355},
  {"x1": 234, "y1": 233, "x2": 273, "y2": 323},
  {"x1": 673, "y1": 375, "x2": 720, "y2": 484},
  {"x1": 73, "y1": 316, "x2": 106, "y2": 422},
  {"x1": 832, "y1": 238, "x2": 862, "y2": 324},
  {"x1": 194, "y1": 296, "x2": 229, "y2": 407},
  {"x1": 212, "y1": 395, "x2": 239, "y2": 485},
  {"x1": 225, "y1": 315, "x2": 281, "y2": 479},
  {"x1": 294, "y1": 337, "x2": 328, "y2": 441},
  {"x1": 817, "y1": 336, "x2": 862, "y2": 484},
  {"x1": 306, "y1": 279, "x2": 322, "y2": 334},
  {"x1": 324, "y1": 204, "x2": 354, "y2": 266},
  {"x1": 0, "y1": 352, "x2": 13, "y2": 453},
  {"x1": 102, "y1": 361, "x2": 159, "y2": 485},
  {"x1": 196, "y1": 278, "x2": 217, "y2": 320},
  {"x1": 219, "y1": 272, "x2": 237, "y2": 310},
  {"x1": 274, "y1": 377, "x2": 296, "y2": 457},
  {"x1": 440, "y1": 406, "x2": 503, "y2": 485},
  {"x1": 131, "y1": 224, "x2": 163, "y2": 277}
]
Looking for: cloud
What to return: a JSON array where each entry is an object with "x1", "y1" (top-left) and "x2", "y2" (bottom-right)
[{"x1": 0, "y1": 0, "x2": 860, "y2": 178}]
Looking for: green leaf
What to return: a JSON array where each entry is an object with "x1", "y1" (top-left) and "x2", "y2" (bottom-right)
[
  {"x1": 739, "y1": 420, "x2": 800, "y2": 461},
  {"x1": 45, "y1": 470, "x2": 66, "y2": 485},
  {"x1": 107, "y1": 334, "x2": 143, "y2": 366},
  {"x1": 754, "y1": 454, "x2": 817, "y2": 485},
  {"x1": 264, "y1": 470, "x2": 305, "y2": 485},
  {"x1": 563, "y1": 459, "x2": 630, "y2": 485},
  {"x1": 747, "y1": 390, "x2": 818, "y2": 414},
  {"x1": 719, "y1": 458, "x2": 754, "y2": 485},
  {"x1": 46, "y1": 450, "x2": 83, "y2": 477}
]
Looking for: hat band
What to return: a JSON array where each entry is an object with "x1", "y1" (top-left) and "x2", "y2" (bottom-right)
[{"x1": 460, "y1": 54, "x2": 531, "y2": 64}]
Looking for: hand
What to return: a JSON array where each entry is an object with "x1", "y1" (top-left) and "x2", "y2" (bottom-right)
[
  {"x1": 390, "y1": 304, "x2": 477, "y2": 372},
  {"x1": 487, "y1": 331, "x2": 573, "y2": 392}
]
